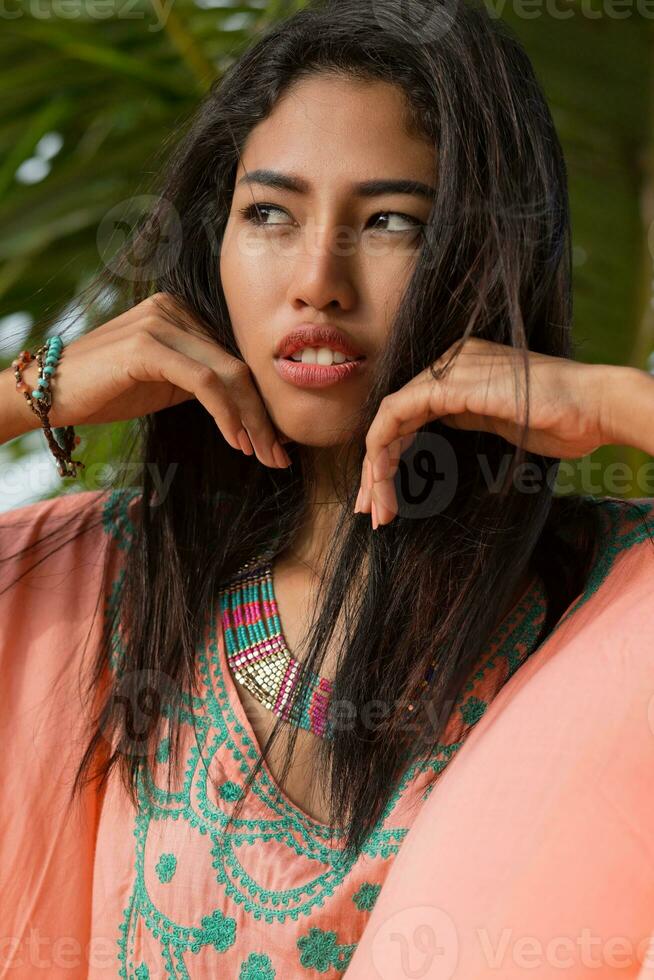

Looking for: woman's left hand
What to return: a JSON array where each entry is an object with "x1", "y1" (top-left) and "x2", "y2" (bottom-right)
[{"x1": 356, "y1": 337, "x2": 616, "y2": 528}]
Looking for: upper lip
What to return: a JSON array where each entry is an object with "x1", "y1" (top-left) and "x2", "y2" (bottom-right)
[{"x1": 275, "y1": 324, "x2": 366, "y2": 359}]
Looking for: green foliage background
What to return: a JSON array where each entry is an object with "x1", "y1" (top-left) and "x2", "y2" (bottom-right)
[{"x1": 1, "y1": 0, "x2": 653, "y2": 504}]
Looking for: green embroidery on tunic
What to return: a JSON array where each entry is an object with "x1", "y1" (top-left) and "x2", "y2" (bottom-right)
[
  {"x1": 297, "y1": 926, "x2": 356, "y2": 973},
  {"x1": 194, "y1": 909, "x2": 237, "y2": 953},
  {"x1": 155, "y1": 853, "x2": 177, "y2": 884},
  {"x1": 239, "y1": 952, "x2": 276, "y2": 979},
  {"x1": 156, "y1": 736, "x2": 170, "y2": 764},
  {"x1": 352, "y1": 882, "x2": 381, "y2": 911},
  {"x1": 460, "y1": 694, "x2": 486, "y2": 725},
  {"x1": 219, "y1": 780, "x2": 244, "y2": 802}
]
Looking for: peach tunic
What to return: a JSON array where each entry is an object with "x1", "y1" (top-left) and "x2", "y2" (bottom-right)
[{"x1": 1, "y1": 488, "x2": 654, "y2": 979}]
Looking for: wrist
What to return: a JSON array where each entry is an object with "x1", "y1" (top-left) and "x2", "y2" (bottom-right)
[
  {"x1": 601, "y1": 363, "x2": 654, "y2": 453},
  {"x1": 0, "y1": 363, "x2": 41, "y2": 445}
]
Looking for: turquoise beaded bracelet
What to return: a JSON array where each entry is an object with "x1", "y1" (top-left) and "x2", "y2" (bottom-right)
[{"x1": 12, "y1": 335, "x2": 85, "y2": 478}]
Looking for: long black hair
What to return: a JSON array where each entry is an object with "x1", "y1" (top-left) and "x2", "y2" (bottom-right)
[{"x1": 0, "y1": 0, "x2": 633, "y2": 859}]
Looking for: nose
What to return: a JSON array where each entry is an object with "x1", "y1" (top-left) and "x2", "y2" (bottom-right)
[{"x1": 285, "y1": 220, "x2": 357, "y2": 314}]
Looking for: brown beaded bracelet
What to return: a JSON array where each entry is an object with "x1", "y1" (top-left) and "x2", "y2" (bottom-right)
[{"x1": 12, "y1": 338, "x2": 85, "y2": 479}]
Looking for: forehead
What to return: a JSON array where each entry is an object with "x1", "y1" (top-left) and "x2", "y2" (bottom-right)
[{"x1": 234, "y1": 73, "x2": 436, "y2": 191}]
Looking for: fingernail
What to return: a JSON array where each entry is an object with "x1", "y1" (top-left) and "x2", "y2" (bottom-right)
[
  {"x1": 273, "y1": 441, "x2": 291, "y2": 467},
  {"x1": 371, "y1": 500, "x2": 379, "y2": 530},
  {"x1": 354, "y1": 485, "x2": 363, "y2": 513}
]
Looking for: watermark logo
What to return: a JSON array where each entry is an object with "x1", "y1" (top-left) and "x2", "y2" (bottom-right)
[
  {"x1": 97, "y1": 194, "x2": 183, "y2": 282},
  {"x1": 0, "y1": 0, "x2": 175, "y2": 32},
  {"x1": 104, "y1": 666, "x2": 179, "y2": 759},
  {"x1": 370, "y1": 0, "x2": 461, "y2": 43},
  {"x1": 369, "y1": 905, "x2": 459, "y2": 978},
  {"x1": 393, "y1": 431, "x2": 459, "y2": 519}
]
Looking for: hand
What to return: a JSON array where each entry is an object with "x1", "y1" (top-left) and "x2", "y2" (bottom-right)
[
  {"x1": 356, "y1": 337, "x2": 609, "y2": 528},
  {"x1": 15, "y1": 291, "x2": 291, "y2": 469}
]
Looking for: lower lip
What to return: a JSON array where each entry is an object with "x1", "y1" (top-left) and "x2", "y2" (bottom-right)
[{"x1": 274, "y1": 356, "x2": 367, "y2": 388}]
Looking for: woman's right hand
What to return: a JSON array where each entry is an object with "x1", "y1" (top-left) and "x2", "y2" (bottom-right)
[{"x1": 16, "y1": 291, "x2": 291, "y2": 469}]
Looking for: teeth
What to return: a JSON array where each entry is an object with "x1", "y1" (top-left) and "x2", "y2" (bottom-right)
[{"x1": 289, "y1": 346, "x2": 357, "y2": 365}]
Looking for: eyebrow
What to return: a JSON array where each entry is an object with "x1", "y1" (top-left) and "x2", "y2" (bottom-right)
[{"x1": 236, "y1": 169, "x2": 436, "y2": 202}]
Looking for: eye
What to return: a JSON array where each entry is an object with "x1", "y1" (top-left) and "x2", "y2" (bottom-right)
[
  {"x1": 367, "y1": 211, "x2": 424, "y2": 234},
  {"x1": 238, "y1": 203, "x2": 291, "y2": 226}
]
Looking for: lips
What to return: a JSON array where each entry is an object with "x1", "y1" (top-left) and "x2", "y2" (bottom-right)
[
  {"x1": 275, "y1": 324, "x2": 365, "y2": 360},
  {"x1": 274, "y1": 355, "x2": 368, "y2": 389}
]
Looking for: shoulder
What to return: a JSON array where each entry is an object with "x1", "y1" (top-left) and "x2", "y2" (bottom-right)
[
  {"x1": 0, "y1": 487, "x2": 142, "y2": 599},
  {"x1": 0, "y1": 488, "x2": 144, "y2": 690},
  {"x1": 592, "y1": 493, "x2": 654, "y2": 539},
  {"x1": 574, "y1": 493, "x2": 654, "y2": 590},
  {"x1": 0, "y1": 486, "x2": 142, "y2": 547},
  {"x1": 540, "y1": 495, "x2": 654, "y2": 649},
  {"x1": 593, "y1": 493, "x2": 654, "y2": 581}
]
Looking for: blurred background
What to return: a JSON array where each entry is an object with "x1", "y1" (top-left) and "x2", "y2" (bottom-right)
[{"x1": 1, "y1": 0, "x2": 653, "y2": 512}]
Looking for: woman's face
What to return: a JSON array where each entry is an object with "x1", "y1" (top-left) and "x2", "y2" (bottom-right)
[{"x1": 220, "y1": 74, "x2": 436, "y2": 448}]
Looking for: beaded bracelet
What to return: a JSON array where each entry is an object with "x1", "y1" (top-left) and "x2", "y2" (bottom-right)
[{"x1": 12, "y1": 335, "x2": 85, "y2": 479}]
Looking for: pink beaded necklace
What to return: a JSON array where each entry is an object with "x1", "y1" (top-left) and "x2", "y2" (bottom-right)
[{"x1": 220, "y1": 553, "x2": 335, "y2": 739}]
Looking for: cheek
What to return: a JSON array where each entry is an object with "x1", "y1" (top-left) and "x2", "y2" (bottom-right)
[
  {"x1": 363, "y1": 261, "x2": 413, "y2": 335},
  {"x1": 221, "y1": 219, "x2": 276, "y2": 289},
  {"x1": 219, "y1": 226, "x2": 246, "y2": 310},
  {"x1": 220, "y1": 228, "x2": 266, "y2": 360}
]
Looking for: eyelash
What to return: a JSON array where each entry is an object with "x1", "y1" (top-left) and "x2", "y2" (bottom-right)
[{"x1": 237, "y1": 202, "x2": 424, "y2": 233}]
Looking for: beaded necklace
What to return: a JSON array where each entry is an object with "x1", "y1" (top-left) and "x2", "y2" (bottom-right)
[
  {"x1": 220, "y1": 553, "x2": 335, "y2": 739},
  {"x1": 219, "y1": 552, "x2": 438, "y2": 741}
]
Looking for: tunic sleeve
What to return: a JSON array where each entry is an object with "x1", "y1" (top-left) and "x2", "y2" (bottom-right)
[
  {"x1": 0, "y1": 489, "x2": 127, "y2": 979},
  {"x1": 347, "y1": 496, "x2": 654, "y2": 980}
]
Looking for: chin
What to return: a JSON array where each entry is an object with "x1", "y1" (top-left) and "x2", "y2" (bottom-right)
[
  {"x1": 270, "y1": 405, "x2": 364, "y2": 448},
  {"x1": 276, "y1": 430, "x2": 356, "y2": 449}
]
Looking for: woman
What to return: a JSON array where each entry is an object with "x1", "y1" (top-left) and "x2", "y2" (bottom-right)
[{"x1": 2, "y1": 0, "x2": 654, "y2": 976}]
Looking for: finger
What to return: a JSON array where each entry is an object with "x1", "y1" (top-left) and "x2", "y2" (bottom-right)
[
  {"x1": 360, "y1": 456, "x2": 375, "y2": 514},
  {"x1": 358, "y1": 433, "x2": 414, "y2": 516},
  {"x1": 368, "y1": 390, "x2": 436, "y2": 465},
  {"x1": 121, "y1": 333, "x2": 264, "y2": 459},
  {"x1": 365, "y1": 382, "x2": 470, "y2": 477},
  {"x1": 361, "y1": 385, "x2": 461, "y2": 521},
  {"x1": 148, "y1": 300, "x2": 290, "y2": 468},
  {"x1": 59, "y1": 292, "x2": 201, "y2": 353},
  {"x1": 372, "y1": 474, "x2": 399, "y2": 527},
  {"x1": 219, "y1": 361, "x2": 290, "y2": 468},
  {"x1": 369, "y1": 437, "x2": 405, "y2": 525},
  {"x1": 373, "y1": 432, "x2": 417, "y2": 483},
  {"x1": 439, "y1": 412, "x2": 496, "y2": 433},
  {"x1": 366, "y1": 434, "x2": 410, "y2": 501},
  {"x1": 147, "y1": 327, "x2": 288, "y2": 469},
  {"x1": 364, "y1": 382, "x2": 519, "y2": 525}
]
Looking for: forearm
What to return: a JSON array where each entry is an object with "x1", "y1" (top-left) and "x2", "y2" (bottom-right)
[
  {"x1": 605, "y1": 364, "x2": 654, "y2": 455},
  {"x1": 0, "y1": 364, "x2": 41, "y2": 446}
]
